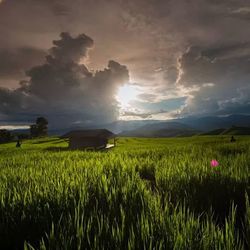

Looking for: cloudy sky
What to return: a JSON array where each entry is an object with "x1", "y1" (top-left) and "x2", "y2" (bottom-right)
[{"x1": 0, "y1": 0, "x2": 250, "y2": 128}]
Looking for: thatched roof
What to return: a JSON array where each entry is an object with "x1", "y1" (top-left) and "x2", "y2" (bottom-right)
[{"x1": 61, "y1": 129, "x2": 115, "y2": 139}]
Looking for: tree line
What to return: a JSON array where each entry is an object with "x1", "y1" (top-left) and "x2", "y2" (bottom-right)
[{"x1": 0, "y1": 117, "x2": 48, "y2": 143}]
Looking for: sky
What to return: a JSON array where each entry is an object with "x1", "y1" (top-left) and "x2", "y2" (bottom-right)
[{"x1": 0, "y1": 0, "x2": 249, "y2": 128}]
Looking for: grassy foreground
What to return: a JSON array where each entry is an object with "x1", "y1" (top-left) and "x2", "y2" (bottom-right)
[{"x1": 0, "y1": 136, "x2": 249, "y2": 249}]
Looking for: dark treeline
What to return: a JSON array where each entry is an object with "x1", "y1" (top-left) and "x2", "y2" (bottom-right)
[
  {"x1": 0, "y1": 117, "x2": 48, "y2": 143},
  {"x1": 30, "y1": 117, "x2": 48, "y2": 138}
]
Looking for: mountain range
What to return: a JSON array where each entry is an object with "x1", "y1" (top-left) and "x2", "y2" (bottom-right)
[
  {"x1": 104, "y1": 114, "x2": 250, "y2": 134},
  {"x1": 119, "y1": 122, "x2": 199, "y2": 137},
  {"x1": 115, "y1": 114, "x2": 250, "y2": 137},
  {"x1": 10, "y1": 114, "x2": 250, "y2": 137}
]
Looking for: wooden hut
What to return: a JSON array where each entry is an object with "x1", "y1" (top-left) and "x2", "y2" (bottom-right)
[{"x1": 61, "y1": 129, "x2": 116, "y2": 150}]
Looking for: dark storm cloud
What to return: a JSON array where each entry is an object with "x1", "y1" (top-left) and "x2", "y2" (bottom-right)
[
  {"x1": 48, "y1": 1, "x2": 70, "y2": 16},
  {"x1": 0, "y1": 87, "x2": 23, "y2": 114},
  {"x1": 119, "y1": 0, "x2": 250, "y2": 117},
  {"x1": 25, "y1": 32, "x2": 94, "y2": 100},
  {"x1": 229, "y1": 6, "x2": 250, "y2": 20},
  {"x1": 0, "y1": 0, "x2": 250, "y2": 120},
  {"x1": 218, "y1": 86, "x2": 250, "y2": 115},
  {"x1": 48, "y1": 32, "x2": 94, "y2": 64},
  {"x1": 201, "y1": 42, "x2": 250, "y2": 61},
  {"x1": 180, "y1": 94, "x2": 220, "y2": 117},
  {"x1": 0, "y1": 0, "x2": 145, "y2": 87},
  {"x1": 0, "y1": 32, "x2": 129, "y2": 127},
  {"x1": 163, "y1": 66, "x2": 179, "y2": 84},
  {"x1": 177, "y1": 44, "x2": 250, "y2": 87},
  {"x1": 127, "y1": 2, "x2": 250, "y2": 70},
  {"x1": 0, "y1": 47, "x2": 46, "y2": 85},
  {"x1": 176, "y1": 43, "x2": 250, "y2": 115}
]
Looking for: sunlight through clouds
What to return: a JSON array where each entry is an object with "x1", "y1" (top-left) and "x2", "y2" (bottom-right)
[{"x1": 116, "y1": 84, "x2": 140, "y2": 108}]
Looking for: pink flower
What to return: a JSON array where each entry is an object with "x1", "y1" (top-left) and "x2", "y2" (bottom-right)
[{"x1": 211, "y1": 159, "x2": 219, "y2": 167}]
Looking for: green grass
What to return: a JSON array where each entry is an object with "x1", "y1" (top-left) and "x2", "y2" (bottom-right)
[{"x1": 0, "y1": 136, "x2": 249, "y2": 249}]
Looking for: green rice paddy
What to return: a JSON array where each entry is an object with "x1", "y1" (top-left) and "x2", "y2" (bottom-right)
[{"x1": 0, "y1": 136, "x2": 249, "y2": 249}]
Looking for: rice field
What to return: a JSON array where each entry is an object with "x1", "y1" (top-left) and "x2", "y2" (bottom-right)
[{"x1": 0, "y1": 136, "x2": 249, "y2": 249}]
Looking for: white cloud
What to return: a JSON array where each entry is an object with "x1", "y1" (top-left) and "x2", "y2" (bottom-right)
[{"x1": 0, "y1": 125, "x2": 30, "y2": 130}]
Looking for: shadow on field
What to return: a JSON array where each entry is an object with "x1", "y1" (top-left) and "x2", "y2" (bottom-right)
[
  {"x1": 217, "y1": 146, "x2": 247, "y2": 156},
  {"x1": 32, "y1": 138, "x2": 61, "y2": 144},
  {"x1": 52, "y1": 140, "x2": 65, "y2": 144},
  {"x1": 44, "y1": 146, "x2": 111, "y2": 153},
  {"x1": 157, "y1": 174, "x2": 249, "y2": 229},
  {"x1": 44, "y1": 146, "x2": 69, "y2": 152}
]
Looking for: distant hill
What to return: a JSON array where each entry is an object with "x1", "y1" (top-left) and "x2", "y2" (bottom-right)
[
  {"x1": 119, "y1": 122, "x2": 199, "y2": 137},
  {"x1": 222, "y1": 126, "x2": 250, "y2": 135},
  {"x1": 108, "y1": 114, "x2": 250, "y2": 134},
  {"x1": 176, "y1": 114, "x2": 250, "y2": 131},
  {"x1": 201, "y1": 126, "x2": 250, "y2": 135},
  {"x1": 44, "y1": 114, "x2": 250, "y2": 135},
  {"x1": 102, "y1": 120, "x2": 163, "y2": 134},
  {"x1": 200, "y1": 128, "x2": 226, "y2": 135}
]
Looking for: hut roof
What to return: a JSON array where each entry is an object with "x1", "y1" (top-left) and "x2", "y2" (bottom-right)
[{"x1": 61, "y1": 129, "x2": 115, "y2": 139}]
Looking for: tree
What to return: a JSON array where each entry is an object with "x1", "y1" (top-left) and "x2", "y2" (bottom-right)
[
  {"x1": 30, "y1": 124, "x2": 39, "y2": 138},
  {"x1": 36, "y1": 117, "x2": 48, "y2": 136},
  {"x1": 36, "y1": 117, "x2": 48, "y2": 126},
  {"x1": 30, "y1": 117, "x2": 48, "y2": 137},
  {"x1": 0, "y1": 129, "x2": 13, "y2": 143}
]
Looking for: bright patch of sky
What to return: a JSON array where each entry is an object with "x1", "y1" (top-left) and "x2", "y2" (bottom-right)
[
  {"x1": 0, "y1": 125, "x2": 30, "y2": 130},
  {"x1": 131, "y1": 97, "x2": 187, "y2": 113}
]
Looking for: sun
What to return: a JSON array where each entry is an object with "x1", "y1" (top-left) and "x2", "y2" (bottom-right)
[{"x1": 116, "y1": 84, "x2": 139, "y2": 108}]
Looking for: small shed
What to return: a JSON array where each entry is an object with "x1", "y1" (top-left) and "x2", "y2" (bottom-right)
[{"x1": 61, "y1": 129, "x2": 116, "y2": 150}]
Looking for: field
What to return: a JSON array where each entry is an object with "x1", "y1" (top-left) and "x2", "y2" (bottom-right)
[{"x1": 0, "y1": 136, "x2": 249, "y2": 249}]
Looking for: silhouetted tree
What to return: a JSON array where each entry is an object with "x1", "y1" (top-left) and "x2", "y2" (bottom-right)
[
  {"x1": 36, "y1": 117, "x2": 48, "y2": 136},
  {"x1": 36, "y1": 117, "x2": 48, "y2": 127},
  {"x1": 30, "y1": 117, "x2": 48, "y2": 137},
  {"x1": 0, "y1": 129, "x2": 13, "y2": 143},
  {"x1": 15, "y1": 133, "x2": 30, "y2": 140},
  {"x1": 30, "y1": 124, "x2": 39, "y2": 138}
]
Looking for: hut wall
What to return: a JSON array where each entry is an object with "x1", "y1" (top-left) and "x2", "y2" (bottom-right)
[{"x1": 69, "y1": 137, "x2": 107, "y2": 149}]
